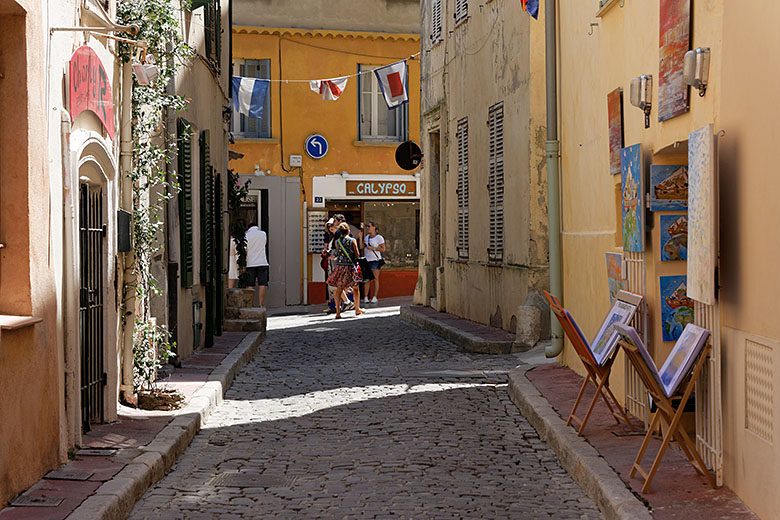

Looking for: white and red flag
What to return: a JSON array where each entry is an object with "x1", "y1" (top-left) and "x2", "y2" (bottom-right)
[
  {"x1": 309, "y1": 77, "x2": 348, "y2": 101},
  {"x1": 374, "y1": 60, "x2": 408, "y2": 109}
]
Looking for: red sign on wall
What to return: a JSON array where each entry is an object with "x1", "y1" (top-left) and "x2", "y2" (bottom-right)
[{"x1": 69, "y1": 46, "x2": 115, "y2": 139}]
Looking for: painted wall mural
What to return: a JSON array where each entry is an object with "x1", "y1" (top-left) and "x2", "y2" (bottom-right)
[
  {"x1": 650, "y1": 164, "x2": 688, "y2": 211},
  {"x1": 660, "y1": 275, "x2": 694, "y2": 342},
  {"x1": 658, "y1": 0, "x2": 690, "y2": 122},
  {"x1": 621, "y1": 144, "x2": 644, "y2": 252},
  {"x1": 687, "y1": 124, "x2": 717, "y2": 305},
  {"x1": 607, "y1": 87, "x2": 624, "y2": 175},
  {"x1": 660, "y1": 214, "x2": 688, "y2": 261},
  {"x1": 606, "y1": 252, "x2": 626, "y2": 304}
]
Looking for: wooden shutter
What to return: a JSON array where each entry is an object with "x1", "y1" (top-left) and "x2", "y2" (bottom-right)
[
  {"x1": 432, "y1": 0, "x2": 443, "y2": 41},
  {"x1": 200, "y1": 130, "x2": 214, "y2": 285},
  {"x1": 455, "y1": 0, "x2": 468, "y2": 24},
  {"x1": 488, "y1": 102, "x2": 504, "y2": 262},
  {"x1": 456, "y1": 118, "x2": 469, "y2": 259},
  {"x1": 177, "y1": 119, "x2": 194, "y2": 287}
]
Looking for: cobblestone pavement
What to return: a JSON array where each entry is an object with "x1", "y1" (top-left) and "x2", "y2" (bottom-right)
[{"x1": 130, "y1": 307, "x2": 603, "y2": 519}]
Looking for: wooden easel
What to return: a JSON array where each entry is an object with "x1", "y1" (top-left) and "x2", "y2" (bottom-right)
[
  {"x1": 619, "y1": 339, "x2": 716, "y2": 492},
  {"x1": 544, "y1": 291, "x2": 636, "y2": 436}
]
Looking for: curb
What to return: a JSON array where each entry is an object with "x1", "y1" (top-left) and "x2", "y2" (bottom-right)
[
  {"x1": 400, "y1": 305, "x2": 514, "y2": 354},
  {"x1": 507, "y1": 366, "x2": 652, "y2": 520},
  {"x1": 67, "y1": 330, "x2": 266, "y2": 520}
]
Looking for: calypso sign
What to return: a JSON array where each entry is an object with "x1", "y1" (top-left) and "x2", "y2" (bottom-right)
[{"x1": 346, "y1": 180, "x2": 417, "y2": 197}]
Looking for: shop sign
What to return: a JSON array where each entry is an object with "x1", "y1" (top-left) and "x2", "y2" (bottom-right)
[
  {"x1": 69, "y1": 46, "x2": 115, "y2": 139},
  {"x1": 346, "y1": 180, "x2": 417, "y2": 197}
]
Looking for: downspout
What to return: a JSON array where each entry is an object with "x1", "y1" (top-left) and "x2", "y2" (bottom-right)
[{"x1": 545, "y1": 0, "x2": 564, "y2": 358}]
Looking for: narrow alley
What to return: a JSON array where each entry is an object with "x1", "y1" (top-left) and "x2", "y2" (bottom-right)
[{"x1": 129, "y1": 305, "x2": 602, "y2": 519}]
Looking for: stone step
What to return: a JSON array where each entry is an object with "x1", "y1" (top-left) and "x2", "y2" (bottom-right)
[
  {"x1": 226, "y1": 288, "x2": 255, "y2": 308},
  {"x1": 224, "y1": 307, "x2": 267, "y2": 321},
  {"x1": 223, "y1": 319, "x2": 265, "y2": 332}
]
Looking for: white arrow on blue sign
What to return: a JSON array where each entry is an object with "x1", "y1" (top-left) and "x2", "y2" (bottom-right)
[{"x1": 305, "y1": 134, "x2": 329, "y2": 160}]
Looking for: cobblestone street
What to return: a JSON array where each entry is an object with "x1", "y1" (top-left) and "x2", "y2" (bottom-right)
[{"x1": 130, "y1": 306, "x2": 602, "y2": 519}]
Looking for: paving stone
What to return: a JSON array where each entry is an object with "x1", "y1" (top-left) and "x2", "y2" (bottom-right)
[{"x1": 130, "y1": 312, "x2": 603, "y2": 519}]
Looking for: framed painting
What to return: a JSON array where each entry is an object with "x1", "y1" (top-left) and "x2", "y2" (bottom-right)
[
  {"x1": 650, "y1": 164, "x2": 688, "y2": 211},
  {"x1": 607, "y1": 87, "x2": 624, "y2": 175},
  {"x1": 614, "y1": 322, "x2": 664, "y2": 390},
  {"x1": 590, "y1": 299, "x2": 638, "y2": 366},
  {"x1": 621, "y1": 144, "x2": 644, "y2": 252},
  {"x1": 658, "y1": 0, "x2": 690, "y2": 121},
  {"x1": 657, "y1": 323, "x2": 710, "y2": 397},
  {"x1": 687, "y1": 124, "x2": 717, "y2": 305},
  {"x1": 606, "y1": 252, "x2": 626, "y2": 303},
  {"x1": 659, "y1": 275, "x2": 694, "y2": 342},
  {"x1": 660, "y1": 214, "x2": 688, "y2": 261}
]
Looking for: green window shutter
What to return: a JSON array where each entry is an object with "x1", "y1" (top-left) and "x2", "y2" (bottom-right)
[
  {"x1": 177, "y1": 119, "x2": 194, "y2": 288},
  {"x1": 191, "y1": 0, "x2": 212, "y2": 9},
  {"x1": 216, "y1": 0, "x2": 222, "y2": 68},
  {"x1": 199, "y1": 130, "x2": 214, "y2": 284}
]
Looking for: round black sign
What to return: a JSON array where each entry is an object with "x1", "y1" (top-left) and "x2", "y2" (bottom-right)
[{"x1": 395, "y1": 140, "x2": 423, "y2": 171}]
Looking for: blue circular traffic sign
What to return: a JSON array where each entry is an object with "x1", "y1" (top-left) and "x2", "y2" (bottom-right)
[{"x1": 305, "y1": 134, "x2": 329, "y2": 160}]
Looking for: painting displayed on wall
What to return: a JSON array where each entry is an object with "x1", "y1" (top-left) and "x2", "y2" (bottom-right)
[
  {"x1": 659, "y1": 275, "x2": 694, "y2": 342},
  {"x1": 658, "y1": 0, "x2": 690, "y2": 121},
  {"x1": 650, "y1": 164, "x2": 688, "y2": 210},
  {"x1": 606, "y1": 252, "x2": 626, "y2": 303},
  {"x1": 660, "y1": 214, "x2": 688, "y2": 261},
  {"x1": 688, "y1": 124, "x2": 717, "y2": 305},
  {"x1": 607, "y1": 88, "x2": 624, "y2": 175},
  {"x1": 621, "y1": 144, "x2": 644, "y2": 252}
]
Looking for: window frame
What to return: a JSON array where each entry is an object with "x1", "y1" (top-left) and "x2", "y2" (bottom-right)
[
  {"x1": 231, "y1": 59, "x2": 272, "y2": 139},
  {"x1": 358, "y1": 64, "x2": 408, "y2": 142}
]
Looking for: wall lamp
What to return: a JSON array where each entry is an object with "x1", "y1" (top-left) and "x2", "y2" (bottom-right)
[
  {"x1": 683, "y1": 47, "x2": 711, "y2": 97},
  {"x1": 630, "y1": 74, "x2": 653, "y2": 129}
]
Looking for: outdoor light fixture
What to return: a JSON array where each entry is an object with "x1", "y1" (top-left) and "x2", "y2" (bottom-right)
[
  {"x1": 132, "y1": 62, "x2": 159, "y2": 86},
  {"x1": 683, "y1": 47, "x2": 711, "y2": 97},
  {"x1": 630, "y1": 74, "x2": 653, "y2": 129}
]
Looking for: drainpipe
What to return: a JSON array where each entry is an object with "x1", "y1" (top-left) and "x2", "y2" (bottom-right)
[
  {"x1": 302, "y1": 200, "x2": 308, "y2": 305},
  {"x1": 545, "y1": 0, "x2": 564, "y2": 358}
]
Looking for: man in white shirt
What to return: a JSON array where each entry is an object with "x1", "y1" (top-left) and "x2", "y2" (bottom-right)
[{"x1": 244, "y1": 223, "x2": 269, "y2": 307}]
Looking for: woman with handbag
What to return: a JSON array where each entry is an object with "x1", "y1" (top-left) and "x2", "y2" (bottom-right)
[
  {"x1": 326, "y1": 222, "x2": 365, "y2": 319},
  {"x1": 362, "y1": 220, "x2": 386, "y2": 303}
]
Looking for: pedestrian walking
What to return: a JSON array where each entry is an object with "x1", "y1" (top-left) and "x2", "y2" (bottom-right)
[
  {"x1": 228, "y1": 236, "x2": 239, "y2": 288},
  {"x1": 327, "y1": 222, "x2": 364, "y2": 319},
  {"x1": 362, "y1": 220, "x2": 386, "y2": 303},
  {"x1": 323, "y1": 218, "x2": 351, "y2": 313},
  {"x1": 244, "y1": 222, "x2": 269, "y2": 307}
]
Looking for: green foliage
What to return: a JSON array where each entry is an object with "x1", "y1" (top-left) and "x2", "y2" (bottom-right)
[
  {"x1": 132, "y1": 319, "x2": 175, "y2": 393},
  {"x1": 117, "y1": 0, "x2": 192, "y2": 390},
  {"x1": 228, "y1": 169, "x2": 250, "y2": 269}
]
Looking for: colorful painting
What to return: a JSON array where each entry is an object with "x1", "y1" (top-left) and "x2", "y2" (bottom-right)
[
  {"x1": 590, "y1": 300, "x2": 638, "y2": 366},
  {"x1": 621, "y1": 144, "x2": 644, "y2": 252},
  {"x1": 606, "y1": 252, "x2": 626, "y2": 303},
  {"x1": 657, "y1": 323, "x2": 709, "y2": 397},
  {"x1": 607, "y1": 88, "x2": 624, "y2": 175},
  {"x1": 660, "y1": 214, "x2": 688, "y2": 261},
  {"x1": 658, "y1": 0, "x2": 690, "y2": 121},
  {"x1": 659, "y1": 275, "x2": 694, "y2": 342},
  {"x1": 650, "y1": 164, "x2": 688, "y2": 210},
  {"x1": 687, "y1": 124, "x2": 716, "y2": 305}
]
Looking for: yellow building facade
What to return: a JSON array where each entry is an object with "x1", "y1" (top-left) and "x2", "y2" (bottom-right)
[
  {"x1": 230, "y1": 16, "x2": 421, "y2": 306},
  {"x1": 558, "y1": 1, "x2": 780, "y2": 516}
]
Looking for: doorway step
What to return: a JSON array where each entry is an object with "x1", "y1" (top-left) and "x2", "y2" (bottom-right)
[{"x1": 224, "y1": 289, "x2": 267, "y2": 332}]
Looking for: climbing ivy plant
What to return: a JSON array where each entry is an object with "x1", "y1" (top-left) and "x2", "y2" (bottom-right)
[{"x1": 117, "y1": 0, "x2": 193, "y2": 393}]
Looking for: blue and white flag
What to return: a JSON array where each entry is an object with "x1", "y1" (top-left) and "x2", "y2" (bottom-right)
[{"x1": 231, "y1": 76, "x2": 269, "y2": 119}]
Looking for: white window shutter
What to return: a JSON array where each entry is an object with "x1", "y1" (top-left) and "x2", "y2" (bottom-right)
[
  {"x1": 432, "y1": 0, "x2": 442, "y2": 42},
  {"x1": 487, "y1": 102, "x2": 504, "y2": 262},
  {"x1": 456, "y1": 118, "x2": 469, "y2": 258}
]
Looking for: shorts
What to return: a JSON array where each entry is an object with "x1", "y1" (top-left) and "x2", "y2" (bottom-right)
[
  {"x1": 246, "y1": 265, "x2": 269, "y2": 286},
  {"x1": 367, "y1": 260, "x2": 383, "y2": 271}
]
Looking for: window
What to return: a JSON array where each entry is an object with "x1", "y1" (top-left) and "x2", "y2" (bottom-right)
[
  {"x1": 177, "y1": 119, "x2": 194, "y2": 287},
  {"x1": 454, "y1": 0, "x2": 468, "y2": 24},
  {"x1": 204, "y1": 0, "x2": 221, "y2": 66},
  {"x1": 456, "y1": 118, "x2": 469, "y2": 259},
  {"x1": 487, "y1": 102, "x2": 504, "y2": 262},
  {"x1": 359, "y1": 65, "x2": 407, "y2": 142},
  {"x1": 232, "y1": 59, "x2": 271, "y2": 138},
  {"x1": 431, "y1": 0, "x2": 443, "y2": 42}
]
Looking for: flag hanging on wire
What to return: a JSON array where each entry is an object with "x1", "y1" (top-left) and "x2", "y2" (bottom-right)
[
  {"x1": 309, "y1": 77, "x2": 349, "y2": 101},
  {"x1": 374, "y1": 60, "x2": 408, "y2": 109},
  {"x1": 521, "y1": 0, "x2": 539, "y2": 19},
  {"x1": 231, "y1": 76, "x2": 269, "y2": 118}
]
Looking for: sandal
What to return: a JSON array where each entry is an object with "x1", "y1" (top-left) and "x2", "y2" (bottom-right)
[{"x1": 355, "y1": 310, "x2": 366, "y2": 316}]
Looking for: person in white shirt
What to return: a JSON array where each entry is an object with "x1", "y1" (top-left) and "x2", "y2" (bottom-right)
[
  {"x1": 362, "y1": 220, "x2": 386, "y2": 303},
  {"x1": 244, "y1": 223, "x2": 269, "y2": 307}
]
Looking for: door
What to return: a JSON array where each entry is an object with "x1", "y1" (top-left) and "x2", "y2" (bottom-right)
[{"x1": 79, "y1": 183, "x2": 106, "y2": 432}]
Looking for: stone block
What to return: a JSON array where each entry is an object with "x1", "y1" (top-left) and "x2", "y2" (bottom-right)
[{"x1": 512, "y1": 304, "x2": 542, "y2": 352}]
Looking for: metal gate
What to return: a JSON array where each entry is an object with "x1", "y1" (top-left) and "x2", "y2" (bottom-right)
[{"x1": 79, "y1": 183, "x2": 106, "y2": 432}]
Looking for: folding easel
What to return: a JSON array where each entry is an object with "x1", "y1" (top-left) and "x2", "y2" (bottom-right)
[
  {"x1": 619, "y1": 339, "x2": 716, "y2": 492},
  {"x1": 544, "y1": 291, "x2": 636, "y2": 436}
]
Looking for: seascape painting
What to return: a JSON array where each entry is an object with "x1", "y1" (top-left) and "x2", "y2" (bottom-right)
[
  {"x1": 650, "y1": 164, "x2": 688, "y2": 211},
  {"x1": 606, "y1": 252, "x2": 626, "y2": 303},
  {"x1": 590, "y1": 300, "x2": 637, "y2": 366},
  {"x1": 659, "y1": 275, "x2": 694, "y2": 342},
  {"x1": 658, "y1": 0, "x2": 690, "y2": 121},
  {"x1": 687, "y1": 124, "x2": 716, "y2": 305},
  {"x1": 657, "y1": 323, "x2": 710, "y2": 397},
  {"x1": 621, "y1": 144, "x2": 643, "y2": 252},
  {"x1": 660, "y1": 214, "x2": 688, "y2": 261},
  {"x1": 607, "y1": 87, "x2": 624, "y2": 175}
]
